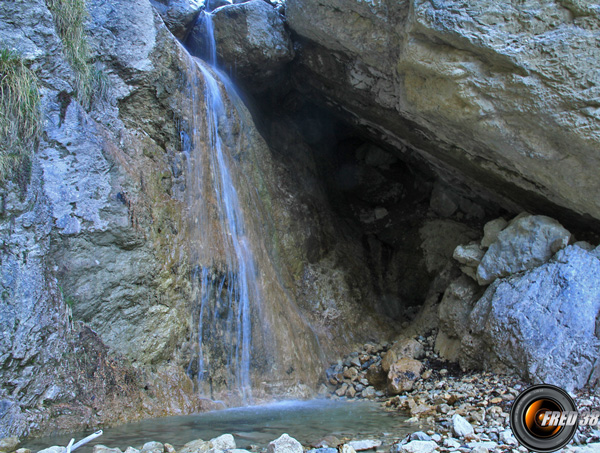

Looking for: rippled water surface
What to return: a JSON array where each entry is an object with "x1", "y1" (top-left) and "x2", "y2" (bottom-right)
[{"x1": 25, "y1": 400, "x2": 413, "y2": 452}]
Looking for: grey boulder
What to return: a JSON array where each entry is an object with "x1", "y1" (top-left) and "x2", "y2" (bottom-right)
[
  {"x1": 470, "y1": 245, "x2": 600, "y2": 391},
  {"x1": 188, "y1": 0, "x2": 293, "y2": 91},
  {"x1": 476, "y1": 214, "x2": 571, "y2": 285}
]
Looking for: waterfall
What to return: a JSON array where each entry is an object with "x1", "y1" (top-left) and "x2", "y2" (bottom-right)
[{"x1": 183, "y1": 11, "x2": 260, "y2": 404}]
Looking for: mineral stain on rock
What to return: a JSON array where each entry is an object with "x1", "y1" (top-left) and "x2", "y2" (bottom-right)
[{"x1": 1, "y1": 0, "x2": 600, "y2": 442}]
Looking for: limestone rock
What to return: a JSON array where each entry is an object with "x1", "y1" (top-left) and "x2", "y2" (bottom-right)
[
  {"x1": 93, "y1": 447, "x2": 123, "y2": 453},
  {"x1": 180, "y1": 439, "x2": 210, "y2": 453},
  {"x1": 210, "y1": 435, "x2": 236, "y2": 451},
  {"x1": 37, "y1": 448, "x2": 64, "y2": 453},
  {"x1": 435, "y1": 276, "x2": 482, "y2": 364},
  {"x1": 365, "y1": 364, "x2": 387, "y2": 390},
  {"x1": 151, "y1": 0, "x2": 200, "y2": 40},
  {"x1": 286, "y1": 0, "x2": 600, "y2": 223},
  {"x1": 452, "y1": 414, "x2": 474, "y2": 438},
  {"x1": 381, "y1": 350, "x2": 397, "y2": 373},
  {"x1": 469, "y1": 245, "x2": 600, "y2": 391},
  {"x1": 268, "y1": 434, "x2": 303, "y2": 453},
  {"x1": 477, "y1": 214, "x2": 571, "y2": 285},
  {"x1": 398, "y1": 441, "x2": 437, "y2": 453},
  {"x1": 387, "y1": 358, "x2": 422, "y2": 395},
  {"x1": 0, "y1": 438, "x2": 19, "y2": 453},
  {"x1": 390, "y1": 338, "x2": 425, "y2": 361},
  {"x1": 347, "y1": 440, "x2": 381, "y2": 451},
  {"x1": 453, "y1": 243, "x2": 485, "y2": 280},
  {"x1": 188, "y1": 1, "x2": 294, "y2": 91},
  {"x1": 419, "y1": 220, "x2": 479, "y2": 275},
  {"x1": 481, "y1": 218, "x2": 508, "y2": 249},
  {"x1": 141, "y1": 442, "x2": 164, "y2": 453}
]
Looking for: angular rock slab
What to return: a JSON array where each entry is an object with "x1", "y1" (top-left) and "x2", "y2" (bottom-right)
[
  {"x1": 476, "y1": 214, "x2": 571, "y2": 285},
  {"x1": 188, "y1": 0, "x2": 293, "y2": 90},
  {"x1": 286, "y1": 0, "x2": 600, "y2": 221},
  {"x1": 470, "y1": 245, "x2": 600, "y2": 391}
]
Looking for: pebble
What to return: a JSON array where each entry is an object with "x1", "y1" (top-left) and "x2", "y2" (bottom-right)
[
  {"x1": 180, "y1": 440, "x2": 209, "y2": 453},
  {"x1": 409, "y1": 432, "x2": 431, "y2": 442},
  {"x1": 341, "y1": 445, "x2": 357, "y2": 453},
  {"x1": 268, "y1": 434, "x2": 302, "y2": 453},
  {"x1": 0, "y1": 438, "x2": 20, "y2": 453},
  {"x1": 467, "y1": 441, "x2": 497, "y2": 449},
  {"x1": 398, "y1": 440, "x2": 438, "y2": 453},
  {"x1": 444, "y1": 438, "x2": 461, "y2": 449},
  {"x1": 141, "y1": 442, "x2": 164, "y2": 453},
  {"x1": 347, "y1": 440, "x2": 382, "y2": 451},
  {"x1": 452, "y1": 414, "x2": 474, "y2": 438},
  {"x1": 471, "y1": 447, "x2": 488, "y2": 453},
  {"x1": 307, "y1": 449, "x2": 337, "y2": 453}
]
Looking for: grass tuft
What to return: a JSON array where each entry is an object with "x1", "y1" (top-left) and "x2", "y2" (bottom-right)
[
  {"x1": 46, "y1": 0, "x2": 106, "y2": 109},
  {"x1": 0, "y1": 49, "x2": 42, "y2": 184}
]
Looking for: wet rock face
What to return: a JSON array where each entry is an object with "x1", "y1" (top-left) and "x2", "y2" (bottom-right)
[
  {"x1": 188, "y1": 0, "x2": 294, "y2": 92},
  {"x1": 151, "y1": 0, "x2": 201, "y2": 40},
  {"x1": 286, "y1": 0, "x2": 600, "y2": 221}
]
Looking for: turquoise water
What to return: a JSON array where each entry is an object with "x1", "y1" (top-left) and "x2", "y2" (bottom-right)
[{"x1": 24, "y1": 400, "x2": 413, "y2": 452}]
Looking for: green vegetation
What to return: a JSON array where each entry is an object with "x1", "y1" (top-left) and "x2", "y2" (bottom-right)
[
  {"x1": 0, "y1": 49, "x2": 42, "y2": 184},
  {"x1": 46, "y1": 0, "x2": 107, "y2": 108}
]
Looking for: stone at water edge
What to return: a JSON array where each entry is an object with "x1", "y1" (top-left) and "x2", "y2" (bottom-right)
[
  {"x1": 452, "y1": 414, "x2": 474, "y2": 438},
  {"x1": 387, "y1": 358, "x2": 422, "y2": 395},
  {"x1": 141, "y1": 442, "x2": 164, "y2": 453},
  {"x1": 347, "y1": 440, "x2": 382, "y2": 451},
  {"x1": 94, "y1": 447, "x2": 124, "y2": 453},
  {"x1": 36, "y1": 448, "x2": 65, "y2": 453},
  {"x1": 125, "y1": 448, "x2": 140, "y2": 453},
  {"x1": 311, "y1": 435, "x2": 342, "y2": 449},
  {"x1": 180, "y1": 439, "x2": 210, "y2": 453},
  {"x1": 268, "y1": 434, "x2": 303, "y2": 453},
  {"x1": 0, "y1": 438, "x2": 19, "y2": 453},
  {"x1": 340, "y1": 445, "x2": 356, "y2": 453},
  {"x1": 164, "y1": 445, "x2": 176, "y2": 453},
  {"x1": 409, "y1": 432, "x2": 431, "y2": 442},
  {"x1": 397, "y1": 441, "x2": 438, "y2": 453},
  {"x1": 307, "y1": 449, "x2": 337, "y2": 453},
  {"x1": 210, "y1": 435, "x2": 236, "y2": 451}
]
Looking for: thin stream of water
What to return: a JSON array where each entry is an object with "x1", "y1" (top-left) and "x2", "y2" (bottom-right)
[{"x1": 184, "y1": 11, "x2": 259, "y2": 402}]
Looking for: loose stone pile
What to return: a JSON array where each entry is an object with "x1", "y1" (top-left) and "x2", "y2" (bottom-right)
[
  {"x1": 3, "y1": 332, "x2": 600, "y2": 453},
  {"x1": 324, "y1": 331, "x2": 600, "y2": 453}
]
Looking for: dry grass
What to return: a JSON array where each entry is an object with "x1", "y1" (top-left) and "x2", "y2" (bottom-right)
[
  {"x1": 0, "y1": 49, "x2": 42, "y2": 184},
  {"x1": 46, "y1": 0, "x2": 95, "y2": 107}
]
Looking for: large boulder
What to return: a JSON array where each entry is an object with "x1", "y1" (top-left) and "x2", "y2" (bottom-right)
[
  {"x1": 450, "y1": 244, "x2": 600, "y2": 391},
  {"x1": 188, "y1": 1, "x2": 294, "y2": 91},
  {"x1": 476, "y1": 214, "x2": 571, "y2": 285},
  {"x1": 286, "y1": 0, "x2": 600, "y2": 222}
]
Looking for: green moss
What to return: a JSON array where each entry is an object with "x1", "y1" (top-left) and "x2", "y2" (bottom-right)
[{"x1": 0, "y1": 49, "x2": 42, "y2": 185}]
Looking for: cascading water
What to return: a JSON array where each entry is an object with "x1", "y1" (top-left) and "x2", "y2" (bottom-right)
[{"x1": 183, "y1": 10, "x2": 261, "y2": 404}]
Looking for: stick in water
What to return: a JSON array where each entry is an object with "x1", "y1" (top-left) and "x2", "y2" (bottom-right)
[
  {"x1": 71, "y1": 430, "x2": 103, "y2": 452},
  {"x1": 66, "y1": 439, "x2": 74, "y2": 453}
]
